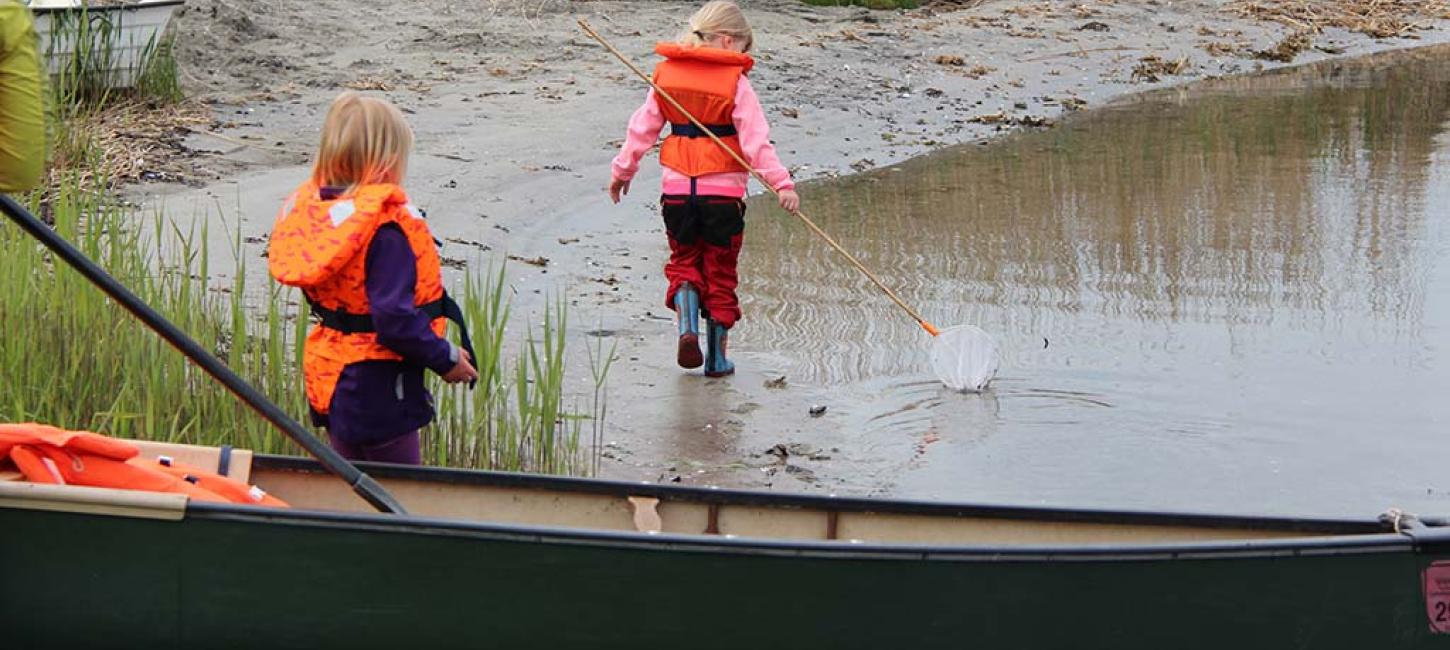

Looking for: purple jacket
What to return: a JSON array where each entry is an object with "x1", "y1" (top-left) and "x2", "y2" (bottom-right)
[{"x1": 309, "y1": 189, "x2": 455, "y2": 445}]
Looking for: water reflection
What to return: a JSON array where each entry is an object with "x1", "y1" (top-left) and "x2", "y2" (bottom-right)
[
  {"x1": 746, "y1": 48, "x2": 1449, "y2": 382},
  {"x1": 741, "y1": 48, "x2": 1450, "y2": 515}
]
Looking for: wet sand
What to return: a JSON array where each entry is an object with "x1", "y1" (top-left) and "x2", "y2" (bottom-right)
[{"x1": 137, "y1": 1, "x2": 1449, "y2": 507}]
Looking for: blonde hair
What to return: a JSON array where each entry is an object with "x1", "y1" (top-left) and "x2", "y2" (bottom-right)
[
  {"x1": 678, "y1": 1, "x2": 753, "y2": 53},
  {"x1": 310, "y1": 91, "x2": 414, "y2": 192}
]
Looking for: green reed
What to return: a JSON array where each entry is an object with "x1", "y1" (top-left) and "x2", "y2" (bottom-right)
[
  {"x1": 426, "y1": 272, "x2": 592, "y2": 475},
  {"x1": 131, "y1": 34, "x2": 181, "y2": 105},
  {"x1": 41, "y1": 6, "x2": 185, "y2": 202},
  {"x1": 0, "y1": 186, "x2": 602, "y2": 474}
]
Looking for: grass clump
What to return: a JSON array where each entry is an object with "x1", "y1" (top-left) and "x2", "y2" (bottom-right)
[
  {"x1": 40, "y1": 6, "x2": 198, "y2": 200},
  {"x1": 428, "y1": 269, "x2": 598, "y2": 475},
  {"x1": 0, "y1": 189, "x2": 603, "y2": 475}
]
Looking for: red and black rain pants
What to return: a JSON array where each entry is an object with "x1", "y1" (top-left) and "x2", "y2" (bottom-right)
[{"x1": 660, "y1": 192, "x2": 746, "y2": 328}]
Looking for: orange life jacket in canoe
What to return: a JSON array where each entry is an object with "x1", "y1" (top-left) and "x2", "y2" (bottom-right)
[
  {"x1": 0, "y1": 423, "x2": 288, "y2": 507},
  {"x1": 652, "y1": 43, "x2": 754, "y2": 178},
  {"x1": 268, "y1": 182, "x2": 457, "y2": 415}
]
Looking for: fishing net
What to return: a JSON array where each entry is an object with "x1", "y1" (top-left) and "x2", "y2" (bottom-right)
[{"x1": 931, "y1": 324, "x2": 1000, "y2": 392}]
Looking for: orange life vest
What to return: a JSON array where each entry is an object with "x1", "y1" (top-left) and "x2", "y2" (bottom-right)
[
  {"x1": 652, "y1": 42, "x2": 755, "y2": 178},
  {"x1": 268, "y1": 182, "x2": 461, "y2": 415},
  {"x1": 0, "y1": 423, "x2": 288, "y2": 507}
]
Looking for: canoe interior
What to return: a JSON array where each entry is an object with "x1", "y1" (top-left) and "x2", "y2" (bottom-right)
[
  {"x1": 250, "y1": 456, "x2": 1385, "y2": 547},
  {"x1": 3, "y1": 440, "x2": 1391, "y2": 546}
]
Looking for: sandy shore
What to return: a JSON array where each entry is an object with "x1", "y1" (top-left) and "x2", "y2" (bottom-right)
[{"x1": 138, "y1": 0, "x2": 1448, "y2": 494}]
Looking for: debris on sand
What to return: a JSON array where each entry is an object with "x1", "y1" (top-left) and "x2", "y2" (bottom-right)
[
  {"x1": 764, "y1": 442, "x2": 831, "y2": 461},
  {"x1": 1254, "y1": 30, "x2": 1313, "y2": 62},
  {"x1": 934, "y1": 54, "x2": 966, "y2": 66},
  {"x1": 965, "y1": 64, "x2": 997, "y2": 79},
  {"x1": 1076, "y1": 20, "x2": 1111, "y2": 31},
  {"x1": 783, "y1": 464, "x2": 818, "y2": 482},
  {"x1": 507, "y1": 255, "x2": 550, "y2": 267},
  {"x1": 1131, "y1": 55, "x2": 1192, "y2": 82},
  {"x1": 920, "y1": 0, "x2": 991, "y2": 13},
  {"x1": 50, "y1": 100, "x2": 211, "y2": 195},
  {"x1": 1230, "y1": 0, "x2": 1449, "y2": 39},
  {"x1": 444, "y1": 237, "x2": 491, "y2": 250},
  {"x1": 343, "y1": 76, "x2": 394, "y2": 91},
  {"x1": 764, "y1": 376, "x2": 788, "y2": 389},
  {"x1": 968, "y1": 111, "x2": 1053, "y2": 128},
  {"x1": 809, "y1": 405, "x2": 828, "y2": 417},
  {"x1": 1202, "y1": 40, "x2": 1250, "y2": 57},
  {"x1": 1003, "y1": 2, "x2": 1059, "y2": 18}
]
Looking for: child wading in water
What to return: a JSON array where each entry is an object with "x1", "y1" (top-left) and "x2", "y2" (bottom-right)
[
  {"x1": 609, "y1": 0, "x2": 799, "y2": 377},
  {"x1": 269, "y1": 92, "x2": 477, "y2": 464}
]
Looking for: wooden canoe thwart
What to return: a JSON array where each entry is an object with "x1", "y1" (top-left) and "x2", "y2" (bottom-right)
[{"x1": 6, "y1": 438, "x2": 1450, "y2": 649}]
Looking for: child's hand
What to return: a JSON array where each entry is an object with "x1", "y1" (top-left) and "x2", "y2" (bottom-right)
[
  {"x1": 777, "y1": 189, "x2": 800, "y2": 213},
  {"x1": 442, "y1": 349, "x2": 478, "y2": 384},
  {"x1": 608, "y1": 178, "x2": 631, "y2": 204}
]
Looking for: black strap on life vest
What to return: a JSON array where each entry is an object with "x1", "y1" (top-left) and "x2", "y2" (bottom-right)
[
  {"x1": 308, "y1": 293, "x2": 478, "y2": 389},
  {"x1": 670, "y1": 123, "x2": 737, "y2": 138}
]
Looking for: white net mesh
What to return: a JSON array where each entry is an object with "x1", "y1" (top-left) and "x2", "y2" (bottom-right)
[{"x1": 930, "y1": 324, "x2": 999, "y2": 392}]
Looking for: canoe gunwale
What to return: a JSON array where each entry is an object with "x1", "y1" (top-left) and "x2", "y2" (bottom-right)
[
  {"x1": 27, "y1": 1, "x2": 186, "y2": 15},
  {"x1": 253, "y1": 454, "x2": 1393, "y2": 535},
  {"x1": 185, "y1": 500, "x2": 1420, "y2": 563}
]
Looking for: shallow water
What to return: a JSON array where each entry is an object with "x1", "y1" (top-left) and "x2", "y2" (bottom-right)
[{"x1": 739, "y1": 48, "x2": 1450, "y2": 517}]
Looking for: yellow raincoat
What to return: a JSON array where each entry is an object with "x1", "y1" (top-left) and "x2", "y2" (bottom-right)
[{"x1": 0, "y1": 1, "x2": 42, "y2": 192}]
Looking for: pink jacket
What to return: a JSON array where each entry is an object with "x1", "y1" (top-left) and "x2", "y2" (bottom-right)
[{"x1": 611, "y1": 76, "x2": 794, "y2": 199}]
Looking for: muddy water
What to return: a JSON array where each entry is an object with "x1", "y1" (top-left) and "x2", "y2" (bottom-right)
[{"x1": 739, "y1": 48, "x2": 1450, "y2": 517}]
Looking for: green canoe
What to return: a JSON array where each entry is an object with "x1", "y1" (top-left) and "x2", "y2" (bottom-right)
[
  {"x1": 4, "y1": 442, "x2": 1450, "y2": 649},
  {"x1": 3, "y1": 190, "x2": 1447, "y2": 648}
]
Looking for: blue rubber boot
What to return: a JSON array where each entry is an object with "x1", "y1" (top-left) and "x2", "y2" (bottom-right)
[
  {"x1": 704, "y1": 318, "x2": 735, "y2": 377},
  {"x1": 674, "y1": 283, "x2": 703, "y2": 369}
]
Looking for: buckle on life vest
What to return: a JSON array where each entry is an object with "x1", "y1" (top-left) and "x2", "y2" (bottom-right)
[
  {"x1": 308, "y1": 293, "x2": 479, "y2": 388},
  {"x1": 670, "y1": 123, "x2": 737, "y2": 138}
]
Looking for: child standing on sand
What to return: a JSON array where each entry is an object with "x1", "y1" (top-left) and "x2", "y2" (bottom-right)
[
  {"x1": 269, "y1": 92, "x2": 477, "y2": 464},
  {"x1": 608, "y1": 0, "x2": 799, "y2": 378}
]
